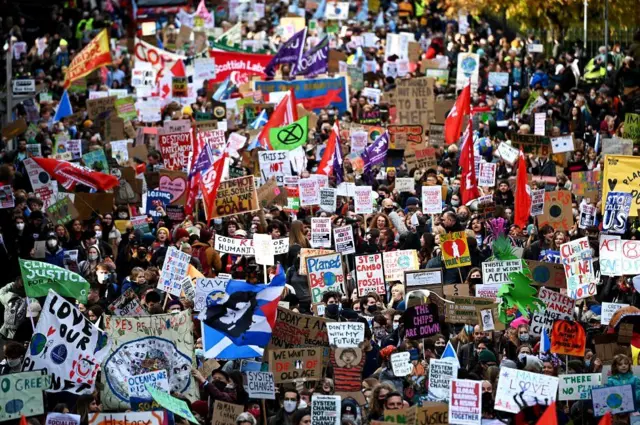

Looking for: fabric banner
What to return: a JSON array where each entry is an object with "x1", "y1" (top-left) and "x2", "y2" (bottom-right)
[
  {"x1": 134, "y1": 38, "x2": 186, "y2": 82},
  {"x1": 208, "y1": 50, "x2": 273, "y2": 84},
  {"x1": 23, "y1": 290, "x2": 111, "y2": 394},
  {"x1": 292, "y1": 36, "x2": 329, "y2": 77},
  {"x1": 255, "y1": 77, "x2": 349, "y2": 114},
  {"x1": 63, "y1": 29, "x2": 112, "y2": 88},
  {"x1": 31, "y1": 157, "x2": 118, "y2": 191},
  {"x1": 269, "y1": 116, "x2": 309, "y2": 151},
  {"x1": 19, "y1": 259, "x2": 90, "y2": 303},
  {"x1": 101, "y1": 311, "x2": 197, "y2": 410}
]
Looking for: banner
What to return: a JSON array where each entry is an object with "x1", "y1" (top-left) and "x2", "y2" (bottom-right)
[
  {"x1": 31, "y1": 157, "x2": 119, "y2": 191},
  {"x1": 63, "y1": 29, "x2": 112, "y2": 88},
  {"x1": 383, "y1": 250, "x2": 419, "y2": 282},
  {"x1": 19, "y1": 259, "x2": 89, "y2": 303},
  {"x1": 88, "y1": 413, "x2": 163, "y2": 425},
  {"x1": 101, "y1": 311, "x2": 197, "y2": 410},
  {"x1": 0, "y1": 371, "x2": 51, "y2": 421},
  {"x1": 255, "y1": 77, "x2": 349, "y2": 114},
  {"x1": 269, "y1": 307, "x2": 330, "y2": 348},
  {"x1": 481, "y1": 260, "x2": 522, "y2": 285},
  {"x1": 495, "y1": 369, "x2": 559, "y2": 413},
  {"x1": 307, "y1": 252, "x2": 345, "y2": 303},
  {"x1": 134, "y1": 38, "x2": 185, "y2": 82},
  {"x1": 157, "y1": 246, "x2": 191, "y2": 296},
  {"x1": 449, "y1": 380, "x2": 482, "y2": 425},
  {"x1": 440, "y1": 232, "x2": 471, "y2": 268},
  {"x1": 209, "y1": 176, "x2": 260, "y2": 219},
  {"x1": 209, "y1": 50, "x2": 273, "y2": 84},
  {"x1": 355, "y1": 254, "x2": 385, "y2": 296},
  {"x1": 23, "y1": 290, "x2": 111, "y2": 394}
]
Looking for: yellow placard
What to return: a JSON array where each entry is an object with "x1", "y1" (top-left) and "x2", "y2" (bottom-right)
[
  {"x1": 440, "y1": 231, "x2": 471, "y2": 268},
  {"x1": 602, "y1": 154, "x2": 640, "y2": 216}
]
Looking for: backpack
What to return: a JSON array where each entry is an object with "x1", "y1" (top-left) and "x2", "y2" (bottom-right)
[{"x1": 192, "y1": 245, "x2": 212, "y2": 277}]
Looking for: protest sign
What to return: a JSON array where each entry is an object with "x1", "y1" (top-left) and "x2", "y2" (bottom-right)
[
  {"x1": 488, "y1": 72, "x2": 509, "y2": 87},
  {"x1": 395, "y1": 178, "x2": 414, "y2": 193},
  {"x1": 428, "y1": 359, "x2": 458, "y2": 400},
  {"x1": 530, "y1": 189, "x2": 545, "y2": 216},
  {"x1": 601, "y1": 302, "x2": 629, "y2": 326},
  {"x1": 101, "y1": 310, "x2": 196, "y2": 409},
  {"x1": 47, "y1": 413, "x2": 80, "y2": 425},
  {"x1": 327, "y1": 322, "x2": 365, "y2": 348},
  {"x1": 159, "y1": 170, "x2": 188, "y2": 206},
  {"x1": 496, "y1": 142, "x2": 520, "y2": 165},
  {"x1": 23, "y1": 290, "x2": 110, "y2": 394},
  {"x1": 269, "y1": 307, "x2": 330, "y2": 349},
  {"x1": 530, "y1": 287, "x2": 575, "y2": 336},
  {"x1": 456, "y1": 53, "x2": 480, "y2": 92},
  {"x1": 307, "y1": 252, "x2": 345, "y2": 303},
  {"x1": 255, "y1": 77, "x2": 348, "y2": 114},
  {"x1": 194, "y1": 278, "x2": 228, "y2": 312},
  {"x1": 383, "y1": 249, "x2": 419, "y2": 282},
  {"x1": 395, "y1": 77, "x2": 435, "y2": 130},
  {"x1": 390, "y1": 352, "x2": 412, "y2": 377},
  {"x1": 602, "y1": 155, "x2": 640, "y2": 216},
  {"x1": 445, "y1": 296, "x2": 494, "y2": 325},
  {"x1": 388, "y1": 125, "x2": 424, "y2": 149},
  {"x1": 354, "y1": 186, "x2": 373, "y2": 214},
  {"x1": 603, "y1": 191, "x2": 632, "y2": 234},
  {"x1": 273, "y1": 238, "x2": 290, "y2": 255},
  {"x1": 404, "y1": 304, "x2": 441, "y2": 339},
  {"x1": 157, "y1": 131, "x2": 192, "y2": 171},
  {"x1": 551, "y1": 134, "x2": 575, "y2": 153},
  {"x1": 478, "y1": 162, "x2": 496, "y2": 187},
  {"x1": 311, "y1": 217, "x2": 332, "y2": 248},
  {"x1": 440, "y1": 232, "x2": 471, "y2": 268},
  {"x1": 572, "y1": 170, "x2": 601, "y2": 201},
  {"x1": 0, "y1": 371, "x2": 51, "y2": 421},
  {"x1": 560, "y1": 237, "x2": 596, "y2": 299},
  {"x1": 416, "y1": 403, "x2": 448, "y2": 425},
  {"x1": 551, "y1": 319, "x2": 586, "y2": 357},
  {"x1": 475, "y1": 284, "x2": 501, "y2": 299},
  {"x1": 526, "y1": 260, "x2": 566, "y2": 288},
  {"x1": 579, "y1": 204, "x2": 596, "y2": 229},
  {"x1": 405, "y1": 147, "x2": 437, "y2": 171},
  {"x1": 319, "y1": 188, "x2": 337, "y2": 212},
  {"x1": 333, "y1": 225, "x2": 355, "y2": 254},
  {"x1": 245, "y1": 372, "x2": 275, "y2": 399},
  {"x1": 592, "y1": 385, "x2": 635, "y2": 417},
  {"x1": 356, "y1": 254, "x2": 386, "y2": 296},
  {"x1": 209, "y1": 176, "x2": 260, "y2": 219},
  {"x1": 404, "y1": 269, "x2": 442, "y2": 292},
  {"x1": 598, "y1": 236, "x2": 640, "y2": 276},
  {"x1": 311, "y1": 395, "x2": 341, "y2": 425},
  {"x1": 210, "y1": 401, "x2": 243, "y2": 425},
  {"x1": 108, "y1": 289, "x2": 146, "y2": 317},
  {"x1": 602, "y1": 137, "x2": 633, "y2": 155},
  {"x1": 258, "y1": 151, "x2": 292, "y2": 185},
  {"x1": 299, "y1": 178, "x2": 320, "y2": 206},
  {"x1": 559, "y1": 374, "x2": 602, "y2": 401},
  {"x1": 88, "y1": 412, "x2": 163, "y2": 425},
  {"x1": 146, "y1": 385, "x2": 197, "y2": 423},
  {"x1": 481, "y1": 260, "x2": 523, "y2": 285},
  {"x1": 253, "y1": 234, "x2": 274, "y2": 266},
  {"x1": 157, "y1": 246, "x2": 191, "y2": 296},
  {"x1": 495, "y1": 368, "x2": 559, "y2": 413},
  {"x1": 299, "y1": 248, "x2": 335, "y2": 275},
  {"x1": 214, "y1": 234, "x2": 255, "y2": 256},
  {"x1": 86, "y1": 96, "x2": 116, "y2": 119},
  {"x1": 539, "y1": 190, "x2": 573, "y2": 231},
  {"x1": 127, "y1": 370, "x2": 170, "y2": 400},
  {"x1": 449, "y1": 380, "x2": 482, "y2": 425},
  {"x1": 422, "y1": 186, "x2": 442, "y2": 214},
  {"x1": 145, "y1": 189, "x2": 172, "y2": 218}
]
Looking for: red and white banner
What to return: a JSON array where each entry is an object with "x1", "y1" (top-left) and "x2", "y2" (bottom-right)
[
  {"x1": 31, "y1": 157, "x2": 118, "y2": 191},
  {"x1": 208, "y1": 50, "x2": 273, "y2": 84}
]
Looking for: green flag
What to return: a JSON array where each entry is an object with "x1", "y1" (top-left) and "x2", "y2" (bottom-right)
[
  {"x1": 19, "y1": 259, "x2": 89, "y2": 303},
  {"x1": 269, "y1": 115, "x2": 309, "y2": 151}
]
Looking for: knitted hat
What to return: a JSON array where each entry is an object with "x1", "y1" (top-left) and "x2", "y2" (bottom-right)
[
  {"x1": 478, "y1": 350, "x2": 497, "y2": 364},
  {"x1": 157, "y1": 227, "x2": 170, "y2": 240},
  {"x1": 175, "y1": 227, "x2": 190, "y2": 241},
  {"x1": 199, "y1": 229, "x2": 213, "y2": 243}
]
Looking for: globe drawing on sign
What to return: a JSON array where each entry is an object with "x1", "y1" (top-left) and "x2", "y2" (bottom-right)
[
  {"x1": 397, "y1": 256, "x2": 410, "y2": 268},
  {"x1": 461, "y1": 56, "x2": 477, "y2": 77},
  {"x1": 323, "y1": 272, "x2": 337, "y2": 287},
  {"x1": 50, "y1": 344, "x2": 68, "y2": 364},
  {"x1": 477, "y1": 138, "x2": 493, "y2": 158},
  {"x1": 5, "y1": 399, "x2": 24, "y2": 414},
  {"x1": 30, "y1": 333, "x2": 47, "y2": 356},
  {"x1": 532, "y1": 266, "x2": 550, "y2": 284},
  {"x1": 607, "y1": 393, "x2": 623, "y2": 409}
]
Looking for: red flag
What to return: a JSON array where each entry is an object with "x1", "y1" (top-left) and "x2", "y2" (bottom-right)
[
  {"x1": 598, "y1": 412, "x2": 612, "y2": 425},
  {"x1": 257, "y1": 91, "x2": 296, "y2": 149},
  {"x1": 20, "y1": 416, "x2": 28, "y2": 425},
  {"x1": 459, "y1": 119, "x2": 479, "y2": 204},
  {"x1": 317, "y1": 122, "x2": 340, "y2": 175},
  {"x1": 514, "y1": 151, "x2": 531, "y2": 229},
  {"x1": 32, "y1": 157, "x2": 118, "y2": 191},
  {"x1": 185, "y1": 128, "x2": 205, "y2": 217},
  {"x1": 201, "y1": 153, "x2": 227, "y2": 220},
  {"x1": 535, "y1": 402, "x2": 558, "y2": 425},
  {"x1": 444, "y1": 84, "x2": 471, "y2": 145},
  {"x1": 171, "y1": 59, "x2": 187, "y2": 77}
]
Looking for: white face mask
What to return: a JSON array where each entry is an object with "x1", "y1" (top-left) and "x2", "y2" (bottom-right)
[
  {"x1": 7, "y1": 358, "x2": 21, "y2": 368},
  {"x1": 95, "y1": 231, "x2": 102, "y2": 239},
  {"x1": 16, "y1": 223, "x2": 25, "y2": 231},
  {"x1": 283, "y1": 401, "x2": 297, "y2": 413},
  {"x1": 88, "y1": 253, "x2": 99, "y2": 261},
  {"x1": 97, "y1": 272, "x2": 107, "y2": 284}
]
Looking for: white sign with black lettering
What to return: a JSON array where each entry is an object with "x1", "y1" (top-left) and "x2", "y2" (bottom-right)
[
  {"x1": 327, "y1": 322, "x2": 365, "y2": 348},
  {"x1": 13, "y1": 79, "x2": 36, "y2": 94},
  {"x1": 428, "y1": 359, "x2": 459, "y2": 401},
  {"x1": 481, "y1": 260, "x2": 523, "y2": 285},
  {"x1": 333, "y1": 225, "x2": 355, "y2": 254},
  {"x1": 390, "y1": 352, "x2": 413, "y2": 377},
  {"x1": 245, "y1": 372, "x2": 275, "y2": 399},
  {"x1": 319, "y1": 188, "x2": 337, "y2": 212}
]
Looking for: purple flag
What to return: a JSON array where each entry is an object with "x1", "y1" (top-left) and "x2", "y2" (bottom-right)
[
  {"x1": 189, "y1": 144, "x2": 214, "y2": 178},
  {"x1": 332, "y1": 130, "x2": 344, "y2": 184},
  {"x1": 362, "y1": 131, "x2": 389, "y2": 173},
  {"x1": 291, "y1": 37, "x2": 329, "y2": 77},
  {"x1": 265, "y1": 28, "x2": 307, "y2": 77}
]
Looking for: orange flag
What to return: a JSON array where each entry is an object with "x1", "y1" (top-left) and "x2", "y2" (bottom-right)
[
  {"x1": 535, "y1": 402, "x2": 558, "y2": 425},
  {"x1": 20, "y1": 416, "x2": 28, "y2": 425},
  {"x1": 598, "y1": 412, "x2": 612, "y2": 425},
  {"x1": 63, "y1": 29, "x2": 112, "y2": 88}
]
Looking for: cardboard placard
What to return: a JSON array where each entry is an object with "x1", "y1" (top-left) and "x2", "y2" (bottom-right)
[
  {"x1": 444, "y1": 296, "x2": 494, "y2": 324},
  {"x1": 74, "y1": 193, "x2": 114, "y2": 220},
  {"x1": 268, "y1": 348, "x2": 323, "y2": 383},
  {"x1": 307, "y1": 253, "x2": 345, "y2": 304},
  {"x1": 356, "y1": 253, "x2": 386, "y2": 296},
  {"x1": 87, "y1": 96, "x2": 117, "y2": 119},
  {"x1": 269, "y1": 307, "x2": 330, "y2": 349},
  {"x1": 209, "y1": 176, "x2": 260, "y2": 219},
  {"x1": 395, "y1": 78, "x2": 435, "y2": 130},
  {"x1": 551, "y1": 319, "x2": 586, "y2": 357},
  {"x1": 403, "y1": 304, "x2": 441, "y2": 340},
  {"x1": 212, "y1": 401, "x2": 244, "y2": 425},
  {"x1": 538, "y1": 190, "x2": 573, "y2": 232},
  {"x1": 158, "y1": 170, "x2": 188, "y2": 205}
]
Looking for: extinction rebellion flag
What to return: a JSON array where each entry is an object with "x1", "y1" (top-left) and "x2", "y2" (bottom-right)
[
  {"x1": 19, "y1": 259, "x2": 90, "y2": 303},
  {"x1": 269, "y1": 116, "x2": 309, "y2": 151}
]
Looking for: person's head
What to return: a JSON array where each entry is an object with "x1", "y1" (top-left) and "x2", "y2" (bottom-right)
[
  {"x1": 517, "y1": 324, "x2": 530, "y2": 343},
  {"x1": 473, "y1": 325, "x2": 484, "y2": 344},
  {"x1": 612, "y1": 354, "x2": 632, "y2": 375},
  {"x1": 383, "y1": 392, "x2": 404, "y2": 410},
  {"x1": 371, "y1": 383, "x2": 394, "y2": 414},
  {"x1": 291, "y1": 408, "x2": 311, "y2": 425},
  {"x1": 3, "y1": 341, "x2": 26, "y2": 367},
  {"x1": 390, "y1": 284, "x2": 404, "y2": 302},
  {"x1": 552, "y1": 231, "x2": 567, "y2": 249},
  {"x1": 322, "y1": 291, "x2": 341, "y2": 305},
  {"x1": 236, "y1": 412, "x2": 257, "y2": 425},
  {"x1": 87, "y1": 246, "x2": 100, "y2": 262},
  {"x1": 157, "y1": 227, "x2": 170, "y2": 243},
  {"x1": 442, "y1": 211, "x2": 457, "y2": 229},
  {"x1": 542, "y1": 361, "x2": 555, "y2": 376},
  {"x1": 87, "y1": 305, "x2": 103, "y2": 323},
  {"x1": 517, "y1": 344, "x2": 532, "y2": 356},
  {"x1": 540, "y1": 225, "x2": 554, "y2": 244},
  {"x1": 282, "y1": 390, "x2": 300, "y2": 413}
]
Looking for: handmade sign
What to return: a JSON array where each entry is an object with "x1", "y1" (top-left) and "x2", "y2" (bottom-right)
[
  {"x1": 269, "y1": 307, "x2": 330, "y2": 349},
  {"x1": 395, "y1": 178, "x2": 414, "y2": 193},
  {"x1": 214, "y1": 234, "x2": 255, "y2": 256},
  {"x1": 194, "y1": 278, "x2": 228, "y2": 312},
  {"x1": 529, "y1": 287, "x2": 574, "y2": 336},
  {"x1": 383, "y1": 249, "x2": 419, "y2": 281},
  {"x1": 579, "y1": 204, "x2": 596, "y2": 229},
  {"x1": 599, "y1": 236, "x2": 640, "y2": 276},
  {"x1": 591, "y1": 385, "x2": 635, "y2": 417},
  {"x1": 245, "y1": 372, "x2": 275, "y2": 399},
  {"x1": 603, "y1": 191, "x2": 632, "y2": 234},
  {"x1": 88, "y1": 412, "x2": 163, "y2": 425},
  {"x1": 387, "y1": 125, "x2": 424, "y2": 149},
  {"x1": 444, "y1": 296, "x2": 494, "y2": 325},
  {"x1": 159, "y1": 170, "x2": 188, "y2": 206},
  {"x1": 551, "y1": 319, "x2": 586, "y2": 357},
  {"x1": 307, "y1": 252, "x2": 345, "y2": 304},
  {"x1": 440, "y1": 232, "x2": 471, "y2": 268},
  {"x1": 0, "y1": 371, "x2": 51, "y2": 421},
  {"x1": 550, "y1": 134, "x2": 574, "y2": 153},
  {"x1": 572, "y1": 170, "x2": 600, "y2": 201},
  {"x1": 526, "y1": 260, "x2": 566, "y2": 289},
  {"x1": 331, "y1": 348, "x2": 365, "y2": 392},
  {"x1": 558, "y1": 374, "x2": 601, "y2": 401},
  {"x1": 354, "y1": 186, "x2": 373, "y2": 213},
  {"x1": 530, "y1": 189, "x2": 545, "y2": 216},
  {"x1": 299, "y1": 248, "x2": 335, "y2": 275},
  {"x1": 602, "y1": 155, "x2": 640, "y2": 216},
  {"x1": 422, "y1": 186, "x2": 442, "y2": 214},
  {"x1": 560, "y1": 237, "x2": 596, "y2": 299},
  {"x1": 403, "y1": 304, "x2": 441, "y2": 340},
  {"x1": 311, "y1": 395, "x2": 341, "y2": 425},
  {"x1": 356, "y1": 254, "x2": 386, "y2": 296},
  {"x1": 449, "y1": 380, "x2": 482, "y2": 425},
  {"x1": 253, "y1": 234, "x2": 274, "y2": 266},
  {"x1": 538, "y1": 191, "x2": 573, "y2": 231},
  {"x1": 108, "y1": 289, "x2": 146, "y2": 316},
  {"x1": 404, "y1": 269, "x2": 442, "y2": 292},
  {"x1": 428, "y1": 359, "x2": 458, "y2": 401},
  {"x1": 481, "y1": 260, "x2": 522, "y2": 285},
  {"x1": 395, "y1": 77, "x2": 435, "y2": 130},
  {"x1": 47, "y1": 413, "x2": 81, "y2": 425},
  {"x1": 327, "y1": 322, "x2": 365, "y2": 348},
  {"x1": 158, "y1": 131, "x2": 191, "y2": 171},
  {"x1": 209, "y1": 176, "x2": 260, "y2": 219},
  {"x1": 157, "y1": 246, "x2": 191, "y2": 296},
  {"x1": 269, "y1": 348, "x2": 323, "y2": 383},
  {"x1": 319, "y1": 188, "x2": 337, "y2": 212},
  {"x1": 127, "y1": 370, "x2": 170, "y2": 401},
  {"x1": 23, "y1": 290, "x2": 111, "y2": 394},
  {"x1": 101, "y1": 311, "x2": 196, "y2": 409},
  {"x1": 311, "y1": 217, "x2": 332, "y2": 248},
  {"x1": 390, "y1": 352, "x2": 412, "y2": 377},
  {"x1": 495, "y1": 368, "x2": 559, "y2": 413},
  {"x1": 601, "y1": 302, "x2": 629, "y2": 326},
  {"x1": 147, "y1": 385, "x2": 198, "y2": 423}
]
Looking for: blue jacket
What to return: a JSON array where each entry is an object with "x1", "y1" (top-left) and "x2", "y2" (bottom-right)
[
  {"x1": 45, "y1": 248, "x2": 65, "y2": 268},
  {"x1": 608, "y1": 371, "x2": 640, "y2": 408}
]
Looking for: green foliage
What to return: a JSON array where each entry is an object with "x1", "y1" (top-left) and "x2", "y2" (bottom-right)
[{"x1": 497, "y1": 272, "x2": 545, "y2": 323}]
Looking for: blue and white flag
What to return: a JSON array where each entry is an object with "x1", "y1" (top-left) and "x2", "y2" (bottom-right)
[
  {"x1": 201, "y1": 268, "x2": 285, "y2": 359},
  {"x1": 53, "y1": 90, "x2": 73, "y2": 122}
]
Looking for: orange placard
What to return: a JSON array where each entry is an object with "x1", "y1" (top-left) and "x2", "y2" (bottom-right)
[{"x1": 551, "y1": 319, "x2": 586, "y2": 357}]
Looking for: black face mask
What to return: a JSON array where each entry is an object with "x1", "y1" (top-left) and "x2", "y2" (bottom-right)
[
  {"x1": 213, "y1": 380, "x2": 227, "y2": 391},
  {"x1": 367, "y1": 305, "x2": 378, "y2": 314},
  {"x1": 435, "y1": 346, "x2": 445, "y2": 357},
  {"x1": 326, "y1": 304, "x2": 339, "y2": 318},
  {"x1": 482, "y1": 392, "x2": 493, "y2": 407},
  {"x1": 469, "y1": 277, "x2": 483, "y2": 286}
]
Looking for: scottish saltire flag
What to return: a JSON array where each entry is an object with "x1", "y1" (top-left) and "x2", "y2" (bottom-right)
[
  {"x1": 250, "y1": 109, "x2": 269, "y2": 130},
  {"x1": 540, "y1": 327, "x2": 551, "y2": 353},
  {"x1": 201, "y1": 268, "x2": 285, "y2": 359},
  {"x1": 212, "y1": 76, "x2": 234, "y2": 101},
  {"x1": 362, "y1": 131, "x2": 389, "y2": 174}
]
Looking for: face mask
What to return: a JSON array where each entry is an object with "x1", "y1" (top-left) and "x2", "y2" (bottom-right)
[
  {"x1": 194, "y1": 349, "x2": 204, "y2": 359},
  {"x1": 7, "y1": 358, "x2": 21, "y2": 368},
  {"x1": 519, "y1": 334, "x2": 530, "y2": 342},
  {"x1": 465, "y1": 325, "x2": 474, "y2": 335},
  {"x1": 283, "y1": 401, "x2": 297, "y2": 413},
  {"x1": 326, "y1": 304, "x2": 339, "y2": 318},
  {"x1": 97, "y1": 272, "x2": 107, "y2": 284},
  {"x1": 213, "y1": 380, "x2": 227, "y2": 391},
  {"x1": 585, "y1": 360, "x2": 591, "y2": 368},
  {"x1": 451, "y1": 200, "x2": 460, "y2": 207},
  {"x1": 393, "y1": 322, "x2": 399, "y2": 330},
  {"x1": 16, "y1": 223, "x2": 24, "y2": 231},
  {"x1": 367, "y1": 305, "x2": 378, "y2": 314},
  {"x1": 95, "y1": 231, "x2": 102, "y2": 239},
  {"x1": 435, "y1": 346, "x2": 445, "y2": 356},
  {"x1": 46, "y1": 240, "x2": 58, "y2": 249},
  {"x1": 247, "y1": 409, "x2": 260, "y2": 419},
  {"x1": 214, "y1": 218, "x2": 223, "y2": 225},
  {"x1": 89, "y1": 253, "x2": 99, "y2": 261},
  {"x1": 451, "y1": 185, "x2": 460, "y2": 193},
  {"x1": 469, "y1": 277, "x2": 482, "y2": 286},
  {"x1": 344, "y1": 415, "x2": 355, "y2": 423},
  {"x1": 373, "y1": 328, "x2": 388, "y2": 340}
]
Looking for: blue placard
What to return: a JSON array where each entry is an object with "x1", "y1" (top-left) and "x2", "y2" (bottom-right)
[
  {"x1": 146, "y1": 189, "x2": 172, "y2": 219},
  {"x1": 254, "y1": 77, "x2": 348, "y2": 114}
]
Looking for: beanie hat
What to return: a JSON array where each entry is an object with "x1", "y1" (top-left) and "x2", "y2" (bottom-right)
[
  {"x1": 175, "y1": 227, "x2": 190, "y2": 241},
  {"x1": 157, "y1": 227, "x2": 171, "y2": 240},
  {"x1": 199, "y1": 229, "x2": 213, "y2": 243},
  {"x1": 478, "y1": 350, "x2": 497, "y2": 364},
  {"x1": 406, "y1": 197, "x2": 420, "y2": 207}
]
